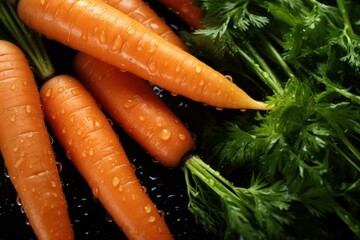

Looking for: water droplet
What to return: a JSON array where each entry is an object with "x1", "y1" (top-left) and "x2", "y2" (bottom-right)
[
  {"x1": 62, "y1": 127, "x2": 66, "y2": 134},
  {"x1": 10, "y1": 84, "x2": 16, "y2": 90},
  {"x1": 198, "y1": 79, "x2": 204, "y2": 86},
  {"x1": 25, "y1": 105, "x2": 31, "y2": 113},
  {"x1": 178, "y1": 133, "x2": 186, "y2": 140},
  {"x1": 45, "y1": 88, "x2": 52, "y2": 97},
  {"x1": 51, "y1": 181, "x2": 57, "y2": 188},
  {"x1": 144, "y1": 205, "x2": 152, "y2": 213},
  {"x1": 118, "y1": 185, "x2": 123, "y2": 192},
  {"x1": 139, "y1": 116, "x2": 145, "y2": 121},
  {"x1": 141, "y1": 186, "x2": 147, "y2": 193},
  {"x1": 10, "y1": 114, "x2": 16, "y2": 122},
  {"x1": 57, "y1": 87, "x2": 64, "y2": 93},
  {"x1": 148, "y1": 61, "x2": 156, "y2": 73},
  {"x1": 16, "y1": 195, "x2": 22, "y2": 206},
  {"x1": 81, "y1": 151, "x2": 87, "y2": 157},
  {"x1": 175, "y1": 65, "x2": 180, "y2": 72},
  {"x1": 100, "y1": 30, "x2": 106, "y2": 43},
  {"x1": 71, "y1": 89, "x2": 77, "y2": 96},
  {"x1": 149, "y1": 41, "x2": 159, "y2": 53},
  {"x1": 88, "y1": 148, "x2": 94, "y2": 156},
  {"x1": 77, "y1": 130, "x2": 82, "y2": 135},
  {"x1": 158, "y1": 210, "x2": 165, "y2": 218},
  {"x1": 66, "y1": 150, "x2": 72, "y2": 160},
  {"x1": 148, "y1": 216, "x2": 156, "y2": 223},
  {"x1": 112, "y1": 177, "x2": 120, "y2": 187},
  {"x1": 56, "y1": 162, "x2": 63, "y2": 172},
  {"x1": 159, "y1": 129, "x2": 171, "y2": 140},
  {"x1": 195, "y1": 65, "x2": 202, "y2": 73},
  {"x1": 216, "y1": 107, "x2": 223, "y2": 111},
  {"x1": 3, "y1": 165, "x2": 9, "y2": 178},
  {"x1": 225, "y1": 75, "x2": 233, "y2": 81},
  {"x1": 126, "y1": 25, "x2": 135, "y2": 34}
]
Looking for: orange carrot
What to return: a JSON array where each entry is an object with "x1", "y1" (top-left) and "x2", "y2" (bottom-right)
[
  {"x1": 40, "y1": 74, "x2": 173, "y2": 240},
  {"x1": 17, "y1": 0, "x2": 268, "y2": 110},
  {"x1": 73, "y1": 52, "x2": 194, "y2": 167},
  {"x1": 0, "y1": 40, "x2": 73, "y2": 240},
  {"x1": 156, "y1": 0, "x2": 202, "y2": 30},
  {"x1": 101, "y1": 0, "x2": 188, "y2": 50}
]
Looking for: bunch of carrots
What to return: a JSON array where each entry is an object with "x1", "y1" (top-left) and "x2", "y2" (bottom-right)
[{"x1": 0, "y1": 0, "x2": 270, "y2": 239}]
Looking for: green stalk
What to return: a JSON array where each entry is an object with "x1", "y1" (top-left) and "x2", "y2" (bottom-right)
[
  {"x1": 240, "y1": 37, "x2": 284, "y2": 95},
  {"x1": 0, "y1": 1, "x2": 55, "y2": 80},
  {"x1": 336, "y1": 0, "x2": 360, "y2": 40}
]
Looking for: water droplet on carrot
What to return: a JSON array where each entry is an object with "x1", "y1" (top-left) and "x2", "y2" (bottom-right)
[
  {"x1": 51, "y1": 181, "x2": 57, "y2": 188},
  {"x1": 158, "y1": 210, "x2": 165, "y2": 218},
  {"x1": 225, "y1": 75, "x2": 233, "y2": 82},
  {"x1": 10, "y1": 84, "x2": 16, "y2": 90},
  {"x1": 178, "y1": 133, "x2": 186, "y2": 140},
  {"x1": 40, "y1": 0, "x2": 45, "y2": 4},
  {"x1": 216, "y1": 107, "x2": 223, "y2": 111},
  {"x1": 149, "y1": 41, "x2": 159, "y2": 53},
  {"x1": 77, "y1": 130, "x2": 82, "y2": 135},
  {"x1": 148, "y1": 216, "x2": 156, "y2": 223},
  {"x1": 118, "y1": 185, "x2": 123, "y2": 192},
  {"x1": 175, "y1": 65, "x2": 180, "y2": 72},
  {"x1": 27, "y1": 132, "x2": 34, "y2": 138},
  {"x1": 88, "y1": 148, "x2": 94, "y2": 156},
  {"x1": 112, "y1": 177, "x2": 120, "y2": 187},
  {"x1": 25, "y1": 105, "x2": 32, "y2": 113},
  {"x1": 62, "y1": 127, "x2": 66, "y2": 134},
  {"x1": 16, "y1": 195, "x2": 22, "y2": 206},
  {"x1": 195, "y1": 65, "x2": 202, "y2": 73},
  {"x1": 199, "y1": 79, "x2": 205, "y2": 86},
  {"x1": 56, "y1": 162, "x2": 63, "y2": 172},
  {"x1": 148, "y1": 62, "x2": 156, "y2": 73},
  {"x1": 44, "y1": 88, "x2": 52, "y2": 98},
  {"x1": 127, "y1": 25, "x2": 135, "y2": 34},
  {"x1": 71, "y1": 89, "x2": 77, "y2": 96},
  {"x1": 13, "y1": 145, "x2": 19, "y2": 152},
  {"x1": 23, "y1": 81, "x2": 28, "y2": 86},
  {"x1": 66, "y1": 150, "x2": 72, "y2": 160},
  {"x1": 141, "y1": 186, "x2": 147, "y2": 193},
  {"x1": 57, "y1": 87, "x2": 64, "y2": 93},
  {"x1": 81, "y1": 151, "x2": 87, "y2": 157},
  {"x1": 144, "y1": 205, "x2": 152, "y2": 214},
  {"x1": 139, "y1": 116, "x2": 145, "y2": 121},
  {"x1": 99, "y1": 30, "x2": 106, "y2": 43},
  {"x1": 159, "y1": 129, "x2": 171, "y2": 140},
  {"x1": 10, "y1": 114, "x2": 16, "y2": 122}
]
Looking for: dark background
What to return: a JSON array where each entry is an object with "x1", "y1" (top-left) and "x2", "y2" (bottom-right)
[{"x1": 0, "y1": 1, "x2": 224, "y2": 239}]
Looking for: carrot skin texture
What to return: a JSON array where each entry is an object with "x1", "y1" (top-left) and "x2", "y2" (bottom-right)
[
  {"x1": 40, "y1": 75, "x2": 173, "y2": 240},
  {"x1": 17, "y1": 0, "x2": 268, "y2": 110},
  {"x1": 156, "y1": 0, "x2": 202, "y2": 30},
  {"x1": 0, "y1": 40, "x2": 74, "y2": 240},
  {"x1": 102, "y1": 0, "x2": 188, "y2": 50},
  {"x1": 73, "y1": 52, "x2": 194, "y2": 167}
]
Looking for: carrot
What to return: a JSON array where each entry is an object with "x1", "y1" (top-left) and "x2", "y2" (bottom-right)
[
  {"x1": 0, "y1": 40, "x2": 73, "y2": 240},
  {"x1": 17, "y1": 0, "x2": 269, "y2": 110},
  {"x1": 155, "y1": 0, "x2": 202, "y2": 30},
  {"x1": 40, "y1": 74, "x2": 173, "y2": 240},
  {"x1": 101, "y1": 0, "x2": 188, "y2": 50},
  {"x1": 73, "y1": 52, "x2": 194, "y2": 167}
]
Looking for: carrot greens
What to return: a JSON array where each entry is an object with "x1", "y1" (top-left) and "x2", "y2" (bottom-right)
[{"x1": 182, "y1": 0, "x2": 360, "y2": 239}]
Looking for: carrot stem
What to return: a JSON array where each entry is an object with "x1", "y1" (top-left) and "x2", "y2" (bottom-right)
[{"x1": 0, "y1": 1, "x2": 55, "y2": 80}]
